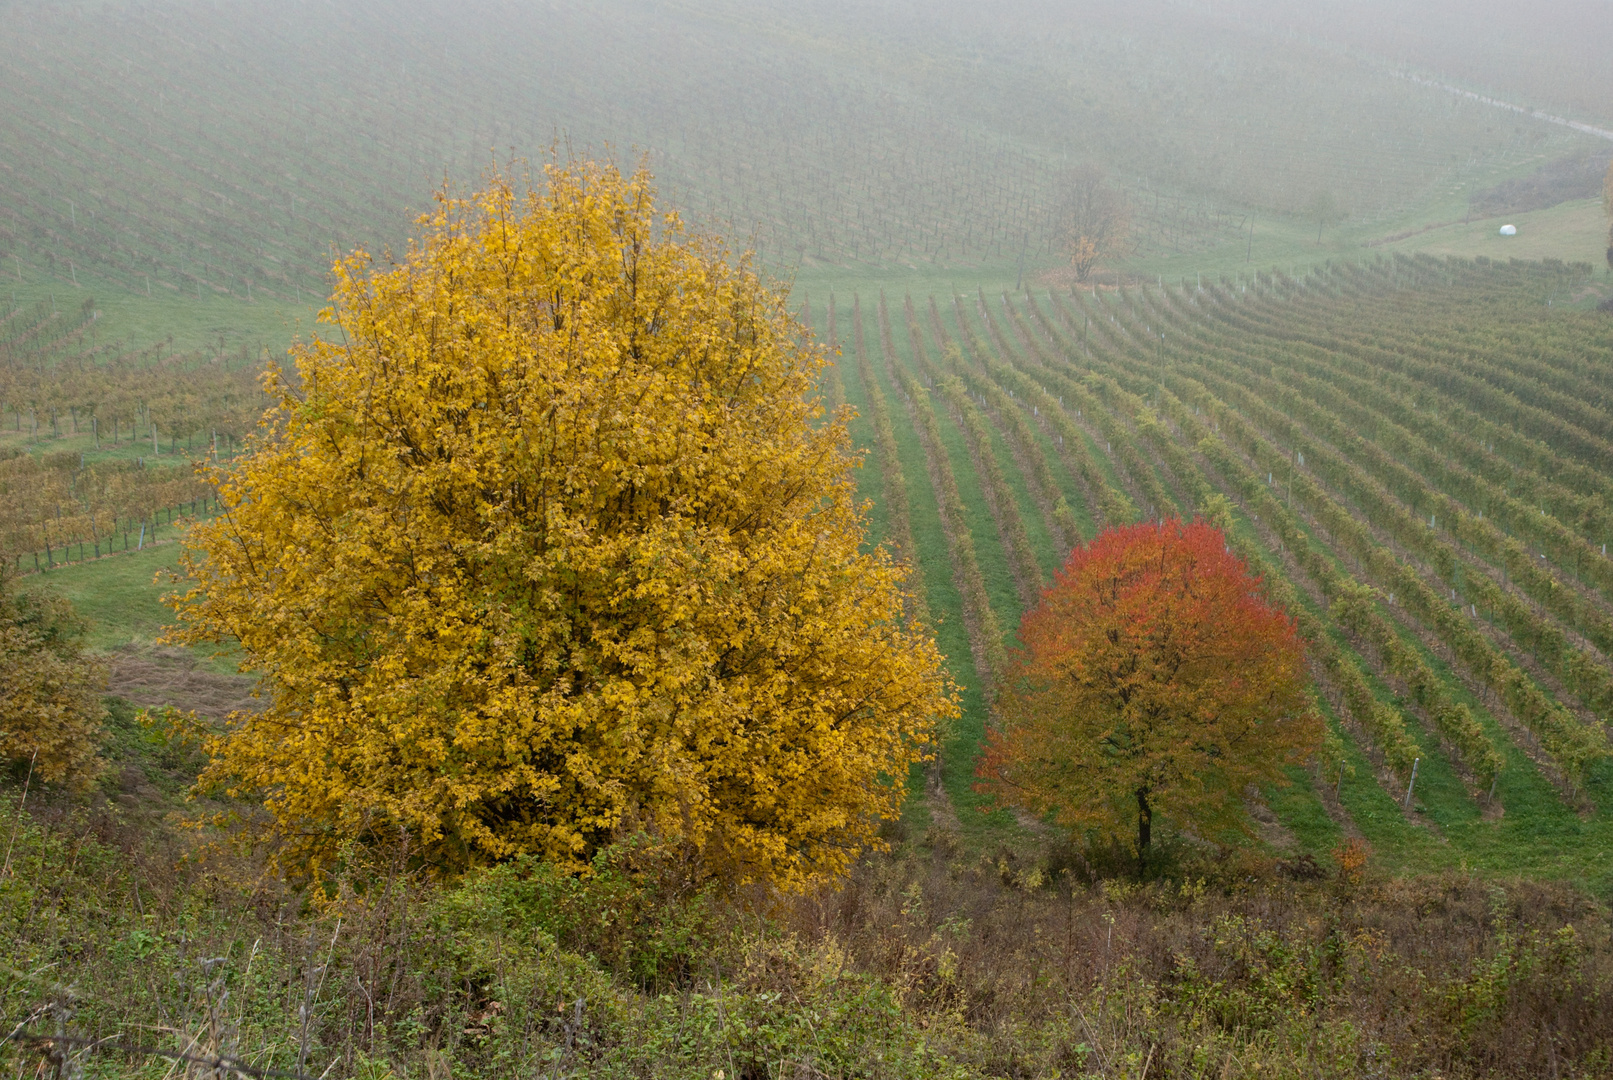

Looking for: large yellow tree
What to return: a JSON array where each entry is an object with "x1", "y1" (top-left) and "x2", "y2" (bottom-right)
[{"x1": 169, "y1": 161, "x2": 955, "y2": 889}]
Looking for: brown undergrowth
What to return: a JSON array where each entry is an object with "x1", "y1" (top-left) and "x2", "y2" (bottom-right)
[{"x1": 4, "y1": 761, "x2": 1612, "y2": 1079}]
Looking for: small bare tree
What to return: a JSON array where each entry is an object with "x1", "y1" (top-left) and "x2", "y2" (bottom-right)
[
  {"x1": 1603, "y1": 159, "x2": 1613, "y2": 271},
  {"x1": 1057, "y1": 167, "x2": 1130, "y2": 282},
  {"x1": 1306, "y1": 190, "x2": 1340, "y2": 243}
]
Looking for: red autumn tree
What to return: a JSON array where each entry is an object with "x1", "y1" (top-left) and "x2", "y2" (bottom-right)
[{"x1": 977, "y1": 518, "x2": 1319, "y2": 875}]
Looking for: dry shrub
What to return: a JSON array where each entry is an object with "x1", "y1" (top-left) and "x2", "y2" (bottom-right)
[
  {"x1": 787, "y1": 845, "x2": 1613, "y2": 1078},
  {"x1": 1333, "y1": 837, "x2": 1370, "y2": 885},
  {"x1": 5, "y1": 781, "x2": 1611, "y2": 1079}
]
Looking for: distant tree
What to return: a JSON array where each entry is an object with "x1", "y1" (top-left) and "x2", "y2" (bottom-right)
[
  {"x1": 1057, "y1": 167, "x2": 1131, "y2": 281},
  {"x1": 0, "y1": 567, "x2": 107, "y2": 788},
  {"x1": 1603, "y1": 159, "x2": 1613, "y2": 271},
  {"x1": 168, "y1": 160, "x2": 957, "y2": 889},
  {"x1": 1306, "y1": 190, "x2": 1340, "y2": 243},
  {"x1": 976, "y1": 519, "x2": 1320, "y2": 877}
]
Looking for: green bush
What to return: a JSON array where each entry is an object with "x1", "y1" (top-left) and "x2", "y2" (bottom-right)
[{"x1": 0, "y1": 568, "x2": 107, "y2": 787}]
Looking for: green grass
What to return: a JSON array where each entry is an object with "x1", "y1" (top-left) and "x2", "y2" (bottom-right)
[
  {"x1": 805, "y1": 303, "x2": 888, "y2": 552},
  {"x1": 912, "y1": 261, "x2": 1613, "y2": 885},
  {"x1": 19, "y1": 536, "x2": 186, "y2": 651},
  {"x1": 1183, "y1": 344, "x2": 1613, "y2": 888},
  {"x1": 925, "y1": 386, "x2": 1022, "y2": 634},
  {"x1": 1218, "y1": 508, "x2": 1449, "y2": 870},
  {"x1": 1216, "y1": 317, "x2": 1613, "y2": 890},
  {"x1": 841, "y1": 302, "x2": 1020, "y2": 846},
  {"x1": 1382, "y1": 197, "x2": 1611, "y2": 269},
  {"x1": 791, "y1": 260, "x2": 1025, "y2": 319},
  {"x1": 14, "y1": 518, "x2": 240, "y2": 677},
  {"x1": 1104, "y1": 182, "x2": 1609, "y2": 299},
  {"x1": 921, "y1": 395, "x2": 1026, "y2": 830},
  {"x1": 0, "y1": 415, "x2": 240, "y2": 469},
  {"x1": 3, "y1": 271, "x2": 323, "y2": 359},
  {"x1": 1023, "y1": 402, "x2": 1097, "y2": 543}
]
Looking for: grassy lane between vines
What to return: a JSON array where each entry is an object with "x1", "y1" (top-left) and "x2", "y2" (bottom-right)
[
  {"x1": 854, "y1": 295, "x2": 1022, "y2": 846},
  {"x1": 901, "y1": 296, "x2": 1048, "y2": 608},
  {"x1": 1036, "y1": 302, "x2": 1470, "y2": 857},
  {"x1": 1067, "y1": 308, "x2": 1603, "y2": 875},
  {"x1": 1097, "y1": 290, "x2": 1514, "y2": 795},
  {"x1": 1167, "y1": 288, "x2": 1613, "y2": 724},
  {"x1": 945, "y1": 294, "x2": 1124, "y2": 531},
  {"x1": 1061, "y1": 280, "x2": 1606, "y2": 800}
]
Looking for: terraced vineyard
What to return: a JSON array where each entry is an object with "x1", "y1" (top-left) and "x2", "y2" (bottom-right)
[
  {"x1": 811, "y1": 253, "x2": 1613, "y2": 883},
  {"x1": 0, "y1": 297, "x2": 266, "y2": 571}
]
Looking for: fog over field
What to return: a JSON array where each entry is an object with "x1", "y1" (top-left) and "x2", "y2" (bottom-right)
[{"x1": 1, "y1": 0, "x2": 1610, "y2": 298}]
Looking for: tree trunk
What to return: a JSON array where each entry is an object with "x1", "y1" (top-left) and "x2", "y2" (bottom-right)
[{"x1": 1136, "y1": 788, "x2": 1152, "y2": 878}]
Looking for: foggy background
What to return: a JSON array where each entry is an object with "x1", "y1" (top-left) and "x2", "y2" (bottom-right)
[{"x1": 1, "y1": 0, "x2": 1609, "y2": 299}]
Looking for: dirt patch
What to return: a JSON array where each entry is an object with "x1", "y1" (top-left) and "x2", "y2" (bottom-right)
[
  {"x1": 1366, "y1": 219, "x2": 1464, "y2": 248},
  {"x1": 1031, "y1": 265, "x2": 1130, "y2": 292},
  {"x1": 106, "y1": 645, "x2": 261, "y2": 720},
  {"x1": 1246, "y1": 797, "x2": 1298, "y2": 852}
]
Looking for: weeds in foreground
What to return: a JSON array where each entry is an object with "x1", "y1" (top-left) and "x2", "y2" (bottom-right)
[{"x1": 1, "y1": 784, "x2": 1610, "y2": 1079}]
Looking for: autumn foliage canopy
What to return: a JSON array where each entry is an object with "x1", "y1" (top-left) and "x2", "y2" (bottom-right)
[
  {"x1": 169, "y1": 161, "x2": 955, "y2": 890},
  {"x1": 977, "y1": 519, "x2": 1319, "y2": 872}
]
